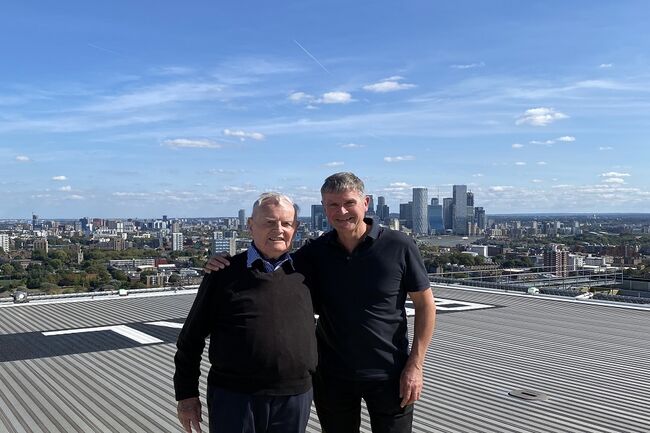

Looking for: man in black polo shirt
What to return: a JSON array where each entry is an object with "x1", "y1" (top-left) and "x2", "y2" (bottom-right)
[
  {"x1": 206, "y1": 173, "x2": 436, "y2": 433},
  {"x1": 300, "y1": 172, "x2": 436, "y2": 433},
  {"x1": 174, "y1": 193, "x2": 317, "y2": 433}
]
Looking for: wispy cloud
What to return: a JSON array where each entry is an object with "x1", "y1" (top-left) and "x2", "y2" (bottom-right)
[
  {"x1": 603, "y1": 178, "x2": 625, "y2": 184},
  {"x1": 537, "y1": 161, "x2": 547, "y2": 165},
  {"x1": 288, "y1": 92, "x2": 313, "y2": 103},
  {"x1": 16, "y1": 155, "x2": 30, "y2": 162},
  {"x1": 390, "y1": 182, "x2": 410, "y2": 187},
  {"x1": 59, "y1": 185, "x2": 72, "y2": 191},
  {"x1": 599, "y1": 63, "x2": 614, "y2": 68},
  {"x1": 599, "y1": 146, "x2": 613, "y2": 151},
  {"x1": 341, "y1": 143, "x2": 364, "y2": 148},
  {"x1": 515, "y1": 162, "x2": 526, "y2": 166},
  {"x1": 324, "y1": 161, "x2": 344, "y2": 167},
  {"x1": 52, "y1": 175, "x2": 67, "y2": 181},
  {"x1": 557, "y1": 135, "x2": 576, "y2": 142},
  {"x1": 512, "y1": 143, "x2": 524, "y2": 149},
  {"x1": 223, "y1": 129, "x2": 265, "y2": 141},
  {"x1": 363, "y1": 77, "x2": 416, "y2": 93},
  {"x1": 451, "y1": 62, "x2": 485, "y2": 69},
  {"x1": 516, "y1": 107, "x2": 568, "y2": 126},
  {"x1": 384, "y1": 155, "x2": 415, "y2": 162},
  {"x1": 489, "y1": 185, "x2": 513, "y2": 192},
  {"x1": 163, "y1": 138, "x2": 222, "y2": 149},
  {"x1": 601, "y1": 171, "x2": 630, "y2": 178}
]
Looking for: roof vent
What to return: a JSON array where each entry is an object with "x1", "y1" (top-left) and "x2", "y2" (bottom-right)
[
  {"x1": 13, "y1": 291, "x2": 28, "y2": 304},
  {"x1": 508, "y1": 389, "x2": 549, "y2": 401}
]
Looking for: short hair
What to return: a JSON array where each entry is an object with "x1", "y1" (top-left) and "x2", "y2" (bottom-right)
[
  {"x1": 251, "y1": 192, "x2": 299, "y2": 220},
  {"x1": 320, "y1": 172, "x2": 365, "y2": 195}
]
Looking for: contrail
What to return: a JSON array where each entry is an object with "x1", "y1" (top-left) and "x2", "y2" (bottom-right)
[
  {"x1": 87, "y1": 43, "x2": 122, "y2": 56},
  {"x1": 293, "y1": 40, "x2": 331, "y2": 75}
]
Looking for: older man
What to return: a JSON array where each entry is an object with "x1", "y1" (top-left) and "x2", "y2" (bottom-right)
[
  {"x1": 174, "y1": 193, "x2": 317, "y2": 433},
  {"x1": 206, "y1": 172, "x2": 436, "y2": 433}
]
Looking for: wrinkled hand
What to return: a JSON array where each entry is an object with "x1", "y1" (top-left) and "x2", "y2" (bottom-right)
[
  {"x1": 399, "y1": 361, "x2": 423, "y2": 408},
  {"x1": 203, "y1": 253, "x2": 231, "y2": 273},
  {"x1": 177, "y1": 397, "x2": 203, "y2": 433}
]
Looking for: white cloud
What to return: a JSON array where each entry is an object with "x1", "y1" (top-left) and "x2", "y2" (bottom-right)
[
  {"x1": 66, "y1": 195, "x2": 84, "y2": 200},
  {"x1": 515, "y1": 162, "x2": 526, "y2": 166},
  {"x1": 489, "y1": 186, "x2": 513, "y2": 192},
  {"x1": 557, "y1": 136, "x2": 576, "y2": 142},
  {"x1": 390, "y1": 182, "x2": 410, "y2": 187},
  {"x1": 599, "y1": 146, "x2": 613, "y2": 151},
  {"x1": 537, "y1": 161, "x2": 547, "y2": 165},
  {"x1": 451, "y1": 62, "x2": 485, "y2": 69},
  {"x1": 341, "y1": 143, "x2": 364, "y2": 148},
  {"x1": 384, "y1": 155, "x2": 415, "y2": 162},
  {"x1": 163, "y1": 138, "x2": 221, "y2": 149},
  {"x1": 52, "y1": 175, "x2": 67, "y2": 181},
  {"x1": 516, "y1": 107, "x2": 568, "y2": 126},
  {"x1": 512, "y1": 143, "x2": 524, "y2": 149},
  {"x1": 603, "y1": 178, "x2": 625, "y2": 184},
  {"x1": 363, "y1": 77, "x2": 416, "y2": 93},
  {"x1": 601, "y1": 172, "x2": 630, "y2": 178},
  {"x1": 59, "y1": 185, "x2": 72, "y2": 191},
  {"x1": 530, "y1": 139, "x2": 555, "y2": 145},
  {"x1": 288, "y1": 92, "x2": 313, "y2": 103},
  {"x1": 223, "y1": 129, "x2": 265, "y2": 141},
  {"x1": 321, "y1": 91, "x2": 353, "y2": 104},
  {"x1": 599, "y1": 63, "x2": 613, "y2": 68},
  {"x1": 531, "y1": 179, "x2": 543, "y2": 183},
  {"x1": 473, "y1": 173, "x2": 484, "y2": 177},
  {"x1": 16, "y1": 155, "x2": 30, "y2": 162},
  {"x1": 324, "y1": 161, "x2": 344, "y2": 167}
]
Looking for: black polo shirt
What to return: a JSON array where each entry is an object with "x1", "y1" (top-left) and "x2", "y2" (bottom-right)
[{"x1": 296, "y1": 217, "x2": 430, "y2": 381}]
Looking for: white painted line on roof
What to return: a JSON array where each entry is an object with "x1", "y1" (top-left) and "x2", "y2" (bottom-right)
[
  {"x1": 43, "y1": 325, "x2": 163, "y2": 344},
  {"x1": 0, "y1": 288, "x2": 199, "y2": 308},
  {"x1": 146, "y1": 321, "x2": 184, "y2": 329}
]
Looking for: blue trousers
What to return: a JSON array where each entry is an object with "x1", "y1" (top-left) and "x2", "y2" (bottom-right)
[{"x1": 207, "y1": 386, "x2": 313, "y2": 433}]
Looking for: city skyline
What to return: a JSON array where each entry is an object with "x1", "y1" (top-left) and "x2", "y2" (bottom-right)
[{"x1": 2, "y1": 1, "x2": 650, "y2": 218}]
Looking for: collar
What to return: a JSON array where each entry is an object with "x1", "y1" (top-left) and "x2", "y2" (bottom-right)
[{"x1": 247, "y1": 243, "x2": 294, "y2": 273}]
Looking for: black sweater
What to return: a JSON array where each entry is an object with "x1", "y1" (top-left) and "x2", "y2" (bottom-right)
[{"x1": 174, "y1": 252, "x2": 317, "y2": 400}]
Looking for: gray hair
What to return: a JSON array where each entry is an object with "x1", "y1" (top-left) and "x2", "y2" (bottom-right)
[
  {"x1": 251, "y1": 192, "x2": 300, "y2": 220},
  {"x1": 320, "y1": 172, "x2": 365, "y2": 195}
]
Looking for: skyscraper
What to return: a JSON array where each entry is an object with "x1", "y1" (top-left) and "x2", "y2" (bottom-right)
[
  {"x1": 311, "y1": 204, "x2": 326, "y2": 231},
  {"x1": 412, "y1": 188, "x2": 428, "y2": 235},
  {"x1": 367, "y1": 195, "x2": 375, "y2": 214},
  {"x1": 443, "y1": 198, "x2": 453, "y2": 232},
  {"x1": 475, "y1": 207, "x2": 486, "y2": 231},
  {"x1": 0, "y1": 234, "x2": 9, "y2": 253},
  {"x1": 427, "y1": 199, "x2": 444, "y2": 234},
  {"x1": 172, "y1": 232, "x2": 184, "y2": 252},
  {"x1": 238, "y1": 209, "x2": 246, "y2": 229},
  {"x1": 399, "y1": 202, "x2": 413, "y2": 229},
  {"x1": 452, "y1": 185, "x2": 468, "y2": 235},
  {"x1": 376, "y1": 196, "x2": 389, "y2": 223}
]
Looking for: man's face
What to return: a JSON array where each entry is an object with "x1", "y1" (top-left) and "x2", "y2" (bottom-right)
[
  {"x1": 321, "y1": 189, "x2": 369, "y2": 234},
  {"x1": 248, "y1": 201, "x2": 297, "y2": 259}
]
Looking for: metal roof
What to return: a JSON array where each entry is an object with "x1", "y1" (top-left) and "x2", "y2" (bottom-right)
[{"x1": 0, "y1": 286, "x2": 649, "y2": 433}]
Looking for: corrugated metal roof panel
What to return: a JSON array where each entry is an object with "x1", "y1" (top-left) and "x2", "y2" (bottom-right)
[{"x1": 0, "y1": 286, "x2": 648, "y2": 432}]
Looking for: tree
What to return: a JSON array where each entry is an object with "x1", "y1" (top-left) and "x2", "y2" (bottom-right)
[{"x1": 1, "y1": 263, "x2": 15, "y2": 277}]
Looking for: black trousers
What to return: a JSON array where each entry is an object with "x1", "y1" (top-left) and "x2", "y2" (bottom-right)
[
  {"x1": 207, "y1": 386, "x2": 313, "y2": 433},
  {"x1": 313, "y1": 371, "x2": 414, "y2": 433}
]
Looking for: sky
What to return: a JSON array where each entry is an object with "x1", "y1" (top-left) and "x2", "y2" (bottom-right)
[{"x1": 1, "y1": 0, "x2": 650, "y2": 218}]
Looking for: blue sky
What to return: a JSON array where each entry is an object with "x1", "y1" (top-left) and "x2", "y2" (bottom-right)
[{"x1": 2, "y1": 0, "x2": 650, "y2": 218}]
